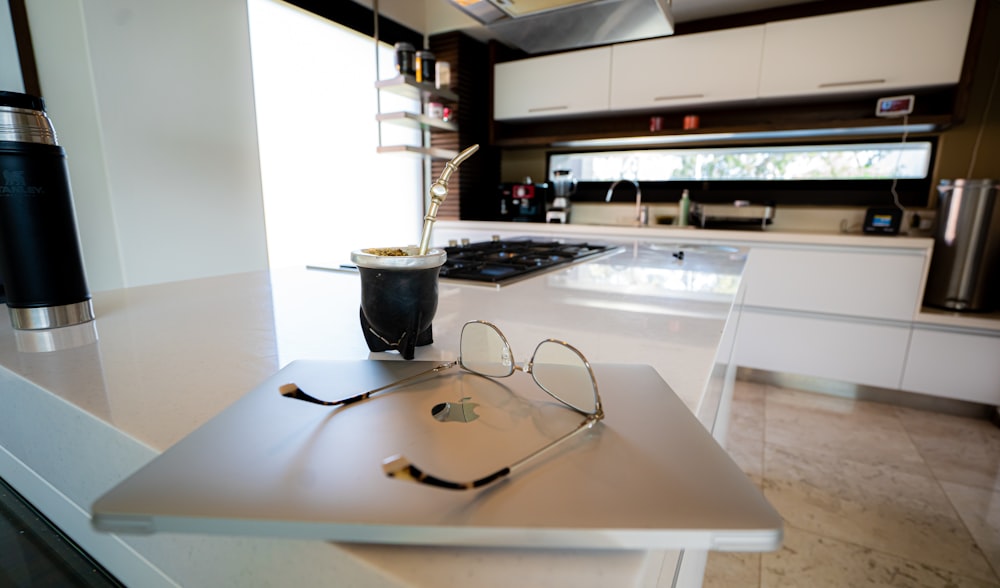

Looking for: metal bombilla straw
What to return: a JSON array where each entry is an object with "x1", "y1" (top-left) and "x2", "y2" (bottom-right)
[{"x1": 417, "y1": 144, "x2": 479, "y2": 255}]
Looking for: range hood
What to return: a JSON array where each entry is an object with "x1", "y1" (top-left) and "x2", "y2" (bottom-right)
[{"x1": 450, "y1": 0, "x2": 674, "y2": 54}]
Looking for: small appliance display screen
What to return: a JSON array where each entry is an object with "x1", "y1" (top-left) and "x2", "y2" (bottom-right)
[
  {"x1": 871, "y1": 214, "x2": 894, "y2": 228},
  {"x1": 875, "y1": 95, "x2": 915, "y2": 117},
  {"x1": 863, "y1": 207, "x2": 902, "y2": 235}
]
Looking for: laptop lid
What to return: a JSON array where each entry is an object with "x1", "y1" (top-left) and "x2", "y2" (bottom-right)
[{"x1": 92, "y1": 360, "x2": 781, "y2": 551}]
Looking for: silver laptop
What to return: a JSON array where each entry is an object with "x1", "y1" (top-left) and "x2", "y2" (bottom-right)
[{"x1": 92, "y1": 360, "x2": 782, "y2": 551}]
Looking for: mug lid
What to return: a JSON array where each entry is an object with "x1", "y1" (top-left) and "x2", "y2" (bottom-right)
[{"x1": 0, "y1": 91, "x2": 46, "y2": 112}]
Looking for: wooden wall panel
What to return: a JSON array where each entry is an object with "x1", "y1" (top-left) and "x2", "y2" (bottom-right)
[{"x1": 430, "y1": 32, "x2": 500, "y2": 221}]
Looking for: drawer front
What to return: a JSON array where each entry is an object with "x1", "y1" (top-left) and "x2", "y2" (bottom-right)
[
  {"x1": 742, "y1": 247, "x2": 926, "y2": 321},
  {"x1": 902, "y1": 328, "x2": 1000, "y2": 404},
  {"x1": 735, "y1": 309, "x2": 910, "y2": 389}
]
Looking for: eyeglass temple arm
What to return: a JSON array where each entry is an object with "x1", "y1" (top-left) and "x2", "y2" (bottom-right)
[
  {"x1": 382, "y1": 414, "x2": 602, "y2": 491},
  {"x1": 278, "y1": 361, "x2": 458, "y2": 407}
]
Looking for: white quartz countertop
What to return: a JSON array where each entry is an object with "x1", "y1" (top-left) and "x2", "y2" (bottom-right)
[
  {"x1": 13, "y1": 244, "x2": 741, "y2": 451},
  {"x1": 0, "y1": 235, "x2": 750, "y2": 587}
]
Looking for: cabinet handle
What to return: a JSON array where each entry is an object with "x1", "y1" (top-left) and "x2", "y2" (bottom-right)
[
  {"x1": 528, "y1": 105, "x2": 569, "y2": 113},
  {"x1": 817, "y1": 79, "x2": 886, "y2": 89},
  {"x1": 653, "y1": 93, "x2": 705, "y2": 101}
]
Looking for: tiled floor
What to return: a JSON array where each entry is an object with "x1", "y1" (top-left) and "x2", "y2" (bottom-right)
[{"x1": 704, "y1": 380, "x2": 1000, "y2": 588}]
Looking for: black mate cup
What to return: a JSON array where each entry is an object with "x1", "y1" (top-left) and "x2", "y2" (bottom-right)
[
  {"x1": 351, "y1": 246, "x2": 446, "y2": 360},
  {"x1": 0, "y1": 91, "x2": 93, "y2": 330}
]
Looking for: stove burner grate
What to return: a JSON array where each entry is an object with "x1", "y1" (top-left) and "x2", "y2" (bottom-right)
[{"x1": 439, "y1": 238, "x2": 614, "y2": 284}]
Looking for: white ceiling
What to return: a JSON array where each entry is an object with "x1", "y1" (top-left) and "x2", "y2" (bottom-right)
[{"x1": 669, "y1": 0, "x2": 823, "y2": 22}]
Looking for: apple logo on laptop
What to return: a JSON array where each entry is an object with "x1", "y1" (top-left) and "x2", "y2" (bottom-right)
[{"x1": 431, "y1": 396, "x2": 480, "y2": 423}]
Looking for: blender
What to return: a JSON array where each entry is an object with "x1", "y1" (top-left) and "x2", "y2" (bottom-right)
[{"x1": 546, "y1": 169, "x2": 576, "y2": 224}]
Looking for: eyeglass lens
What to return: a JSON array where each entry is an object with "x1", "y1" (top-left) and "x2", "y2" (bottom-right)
[
  {"x1": 459, "y1": 322, "x2": 597, "y2": 415},
  {"x1": 459, "y1": 321, "x2": 514, "y2": 377},
  {"x1": 531, "y1": 341, "x2": 598, "y2": 415}
]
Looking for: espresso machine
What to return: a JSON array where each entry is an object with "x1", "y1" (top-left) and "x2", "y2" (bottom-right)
[
  {"x1": 546, "y1": 169, "x2": 576, "y2": 224},
  {"x1": 496, "y1": 179, "x2": 549, "y2": 222}
]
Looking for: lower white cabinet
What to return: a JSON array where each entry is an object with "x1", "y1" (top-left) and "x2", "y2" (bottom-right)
[
  {"x1": 742, "y1": 246, "x2": 927, "y2": 321},
  {"x1": 901, "y1": 326, "x2": 1000, "y2": 405},
  {"x1": 735, "y1": 309, "x2": 911, "y2": 390}
]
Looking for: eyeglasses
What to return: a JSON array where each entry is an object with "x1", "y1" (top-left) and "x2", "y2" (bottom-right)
[{"x1": 279, "y1": 320, "x2": 604, "y2": 490}]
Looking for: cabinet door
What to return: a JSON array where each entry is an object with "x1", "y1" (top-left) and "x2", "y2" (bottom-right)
[
  {"x1": 759, "y1": 0, "x2": 974, "y2": 98},
  {"x1": 735, "y1": 309, "x2": 911, "y2": 389},
  {"x1": 902, "y1": 327, "x2": 1000, "y2": 404},
  {"x1": 494, "y1": 47, "x2": 611, "y2": 120},
  {"x1": 610, "y1": 26, "x2": 764, "y2": 111},
  {"x1": 742, "y1": 247, "x2": 927, "y2": 321}
]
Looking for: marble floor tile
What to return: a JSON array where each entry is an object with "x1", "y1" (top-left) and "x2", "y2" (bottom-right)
[
  {"x1": 764, "y1": 387, "x2": 932, "y2": 477},
  {"x1": 896, "y1": 407, "x2": 1000, "y2": 492},
  {"x1": 725, "y1": 380, "x2": 766, "y2": 479},
  {"x1": 715, "y1": 381, "x2": 1000, "y2": 586},
  {"x1": 762, "y1": 443, "x2": 996, "y2": 583},
  {"x1": 762, "y1": 525, "x2": 1000, "y2": 588},
  {"x1": 703, "y1": 550, "x2": 760, "y2": 588},
  {"x1": 941, "y1": 481, "x2": 1000, "y2": 579}
]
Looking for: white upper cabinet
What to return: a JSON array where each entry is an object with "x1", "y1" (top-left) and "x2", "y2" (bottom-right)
[
  {"x1": 758, "y1": 0, "x2": 975, "y2": 99},
  {"x1": 609, "y1": 26, "x2": 765, "y2": 111},
  {"x1": 493, "y1": 0, "x2": 976, "y2": 121},
  {"x1": 494, "y1": 47, "x2": 611, "y2": 120}
]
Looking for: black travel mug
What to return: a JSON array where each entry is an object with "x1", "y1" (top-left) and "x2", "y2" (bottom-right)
[{"x1": 0, "y1": 91, "x2": 93, "y2": 330}]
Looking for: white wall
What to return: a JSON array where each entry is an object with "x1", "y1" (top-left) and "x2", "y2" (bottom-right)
[
  {"x1": 248, "y1": 0, "x2": 424, "y2": 270},
  {"x1": 24, "y1": 0, "x2": 268, "y2": 291},
  {"x1": 0, "y1": 0, "x2": 24, "y2": 92}
]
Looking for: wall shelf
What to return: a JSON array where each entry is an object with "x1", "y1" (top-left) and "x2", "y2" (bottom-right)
[
  {"x1": 375, "y1": 75, "x2": 459, "y2": 159},
  {"x1": 376, "y1": 74, "x2": 459, "y2": 103},
  {"x1": 375, "y1": 145, "x2": 459, "y2": 160},
  {"x1": 376, "y1": 112, "x2": 458, "y2": 133}
]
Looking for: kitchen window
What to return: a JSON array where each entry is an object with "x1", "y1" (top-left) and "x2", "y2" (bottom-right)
[{"x1": 548, "y1": 140, "x2": 936, "y2": 207}]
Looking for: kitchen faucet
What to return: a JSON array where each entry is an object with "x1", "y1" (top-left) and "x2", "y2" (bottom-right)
[{"x1": 605, "y1": 179, "x2": 648, "y2": 226}]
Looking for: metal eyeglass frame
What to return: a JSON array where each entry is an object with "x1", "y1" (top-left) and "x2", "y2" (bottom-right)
[{"x1": 279, "y1": 320, "x2": 604, "y2": 490}]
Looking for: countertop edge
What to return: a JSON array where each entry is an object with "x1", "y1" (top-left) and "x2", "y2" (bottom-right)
[{"x1": 436, "y1": 221, "x2": 934, "y2": 250}]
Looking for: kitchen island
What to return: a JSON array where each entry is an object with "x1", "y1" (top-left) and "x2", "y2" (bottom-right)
[
  {"x1": 433, "y1": 221, "x2": 1000, "y2": 407},
  {"x1": 0, "y1": 235, "x2": 764, "y2": 587}
]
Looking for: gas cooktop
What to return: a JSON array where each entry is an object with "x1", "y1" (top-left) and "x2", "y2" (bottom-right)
[{"x1": 439, "y1": 237, "x2": 615, "y2": 285}]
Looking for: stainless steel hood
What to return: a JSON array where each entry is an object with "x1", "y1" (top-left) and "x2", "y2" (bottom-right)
[{"x1": 450, "y1": 0, "x2": 674, "y2": 54}]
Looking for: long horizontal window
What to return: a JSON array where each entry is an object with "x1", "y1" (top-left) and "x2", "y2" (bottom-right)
[
  {"x1": 551, "y1": 142, "x2": 932, "y2": 181},
  {"x1": 548, "y1": 140, "x2": 936, "y2": 207}
]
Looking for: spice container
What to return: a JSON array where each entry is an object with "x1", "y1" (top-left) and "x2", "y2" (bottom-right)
[
  {"x1": 394, "y1": 42, "x2": 415, "y2": 76},
  {"x1": 435, "y1": 61, "x2": 451, "y2": 89},
  {"x1": 416, "y1": 50, "x2": 435, "y2": 84}
]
